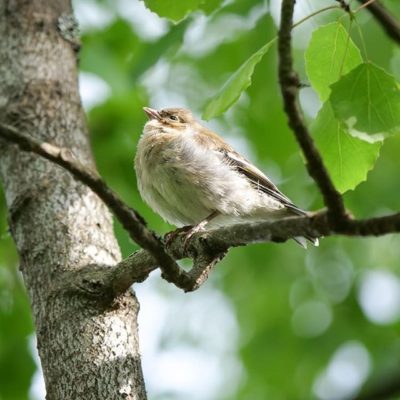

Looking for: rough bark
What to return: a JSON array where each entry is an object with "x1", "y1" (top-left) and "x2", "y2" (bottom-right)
[{"x1": 0, "y1": 1, "x2": 146, "y2": 399}]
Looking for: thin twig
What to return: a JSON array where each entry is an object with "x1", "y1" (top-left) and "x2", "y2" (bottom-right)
[
  {"x1": 0, "y1": 123, "x2": 192, "y2": 289},
  {"x1": 292, "y1": 5, "x2": 341, "y2": 29},
  {"x1": 277, "y1": 0, "x2": 349, "y2": 230},
  {"x1": 356, "y1": 0, "x2": 400, "y2": 45},
  {"x1": 336, "y1": 0, "x2": 351, "y2": 13},
  {"x1": 355, "y1": 0, "x2": 376, "y2": 12}
]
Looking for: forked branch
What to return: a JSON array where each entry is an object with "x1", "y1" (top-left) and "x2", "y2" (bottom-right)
[
  {"x1": 278, "y1": 0, "x2": 349, "y2": 230},
  {"x1": 2, "y1": 123, "x2": 400, "y2": 294}
]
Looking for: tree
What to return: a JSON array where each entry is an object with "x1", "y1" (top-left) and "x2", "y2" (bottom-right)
[{"x1": 1, "y1": 0, "x2": 400, "y2": 399}]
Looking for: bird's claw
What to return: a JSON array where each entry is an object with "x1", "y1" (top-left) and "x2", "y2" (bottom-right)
[
  {"x1": 164, "y1": 226, "x2": 193, "y2": 248},
  {"x1": 164, "y1": 221, "x2": 208, "y2": 253},
  {"x1": 182, "y1": 225, "x2": 206, "y2": 253}
]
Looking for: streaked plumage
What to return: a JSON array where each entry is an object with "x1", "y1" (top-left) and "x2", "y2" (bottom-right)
[{"x1": 134, "y1": 107, "x2": 318, "y2": 247}]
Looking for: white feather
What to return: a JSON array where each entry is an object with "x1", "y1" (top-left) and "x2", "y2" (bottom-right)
[{"x1": 136, "y1": 124, "x2": 285, "y2": 227}]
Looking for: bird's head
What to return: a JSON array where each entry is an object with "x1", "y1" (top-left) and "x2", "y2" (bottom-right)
[{"x1": 143, "y1": 107, "x2": 195, "y2": 134}]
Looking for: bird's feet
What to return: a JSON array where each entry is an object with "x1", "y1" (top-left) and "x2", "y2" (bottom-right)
[
  {"x1": 164, "y1": 211, "x2": 219, "y2": 252},
  {"x1": 164, "y1": 224, "x2": 207, "y2": 252},
  {"x1": 164, "y1": 225, "x2": 193, "y2": 247},
  {"x1": 182, "y1": 223, "x2": 207, "y2": 252}
]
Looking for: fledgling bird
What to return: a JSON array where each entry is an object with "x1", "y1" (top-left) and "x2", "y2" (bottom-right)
[{"x1": 135, "y1": 107, "x2": 318, "y2": 248}]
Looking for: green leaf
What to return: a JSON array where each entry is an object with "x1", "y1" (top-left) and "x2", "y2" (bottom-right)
[
  {"x1": 311, "y1": 102, "x2": 382, "y2": 193},
  {"x1": 199, "y1": 0, "x2": 224, "y2": 14},
  {"x1": 305, "y1": 22, "x2": 362, "y2": 101},
  {"x1": 330, "y1": 63, "x2": 400, "y2": 134},
  {"x1": 391, "y1": 47, "x2": 400, "y2": 81},
  {"x1": 81, "y1": 19, "x2": 189, "y2": 91},
  {"x1": 202, "y1": 38, "x2": 276, "y2": 120},
  {"x1": 129, "y1": 20, "x2": 189, "y2": 81},
  {"x1": 80, "y1": 20, "x2": 140, "y2": 93},
  {"x1": 141, "y1": 0, "x2": 204, "y2": 22}
]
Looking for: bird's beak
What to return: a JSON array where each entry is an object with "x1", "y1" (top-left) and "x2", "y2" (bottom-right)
[{"x1": 143, "y1": 107, "x2": 161, "y2": 121}]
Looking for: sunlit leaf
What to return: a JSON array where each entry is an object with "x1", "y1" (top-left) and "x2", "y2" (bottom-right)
[
  {"x1": 202, "y1": 38, "x2": 276, "y2": 120},
  {"x1": 305, "y1": 22, "x2": 362, "y2": 101},
  {"x1": 199, "y1": 0, "x2": 224, "y2": 14},
  {"x1": 330, "y1": 63, "x2": 400, "y2": 134},
  {"x1": 311, "y1": 102, "x2": 382, "y2": 193},
  {"x1": 141, "y1": 0, "x2": 204, "y2": 22}
]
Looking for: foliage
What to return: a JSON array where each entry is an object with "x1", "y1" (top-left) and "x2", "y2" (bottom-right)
[
  {"x1": 330, "y1": 62, "x2": 400, "y2": 135},
  {"x1": 203, "y1": 38, "x2": 276, "y2": 120},
  {"x1": 311, "y1": 102, "x2": 382, "y2": 193},
  {"x1": 305, "y1": 21, "x2": 363, "y2": 102},
  {"x1": 141, "y1": 0, "x2": 223, "y2": 23},
  {"x1": 1, "y1": 0, "x2": 400, "y2": 399},
  {"x1": 0, "y1": 187, "x2": 35, "y2": 400}
]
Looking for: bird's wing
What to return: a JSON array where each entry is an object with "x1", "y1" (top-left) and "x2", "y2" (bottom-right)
[
  {"x1": 220, "y1": 149, "x2": 306, "y2": 215},
  {"x1": 194, "y1": 126, "x2": 305, "y2": 215}
]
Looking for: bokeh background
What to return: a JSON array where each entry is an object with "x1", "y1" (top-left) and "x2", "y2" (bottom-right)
[{"x1": 1, "y1": 0, "x2": 400, "y2": 399}]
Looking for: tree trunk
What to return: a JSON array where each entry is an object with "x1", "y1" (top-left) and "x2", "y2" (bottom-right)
[{"x1": 0, "y1": 1, "x2": 147, "y2": 399}]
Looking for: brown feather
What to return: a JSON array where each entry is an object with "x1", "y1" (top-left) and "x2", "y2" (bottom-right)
[{"x1": 194, "y1": 126, "x2": 305, "y2": 215}]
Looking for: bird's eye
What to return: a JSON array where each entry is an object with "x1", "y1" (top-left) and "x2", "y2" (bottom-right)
[{"x1": 169, "y1": 115, "x2": 178, "y2": 121}]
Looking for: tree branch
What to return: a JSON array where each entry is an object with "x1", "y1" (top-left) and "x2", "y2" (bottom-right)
[
  {"x1": 65, "y1": 208, "x2": 400, "y2": 297},
  {"x1": 357, "y1": 0, "x2": 400, "y2": 45},
  {"x1": 278, "y1": 0, "x2": 349, "y2": 230},
  {"x1": 122, "y1": 210, "x2": 400, "y2": 291},
  {"x1": 356, "y1": 374, "x2": 400, "y2": 400},
  {"x1": 0, "y1": 123, "x2": 193, "y2": 289},
  {"x1": 3, "y1": 122, "x2": 400, "y2": 294}
]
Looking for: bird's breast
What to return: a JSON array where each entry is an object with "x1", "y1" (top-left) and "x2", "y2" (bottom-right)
[
  {"x1": 135, "y1": 132, "x2": 215, "y2": 226},
  {"x1": 135, "y1": 132, "x2": 284, "y2": 227}
]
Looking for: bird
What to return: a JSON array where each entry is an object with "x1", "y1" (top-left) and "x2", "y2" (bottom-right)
[{"x1": 134, "y1": 107, "x2": 319, "y2": 248}]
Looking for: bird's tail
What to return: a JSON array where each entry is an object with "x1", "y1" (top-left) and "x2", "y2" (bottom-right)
[
  {"x1": 287, "y1": 207, "x2": 320, "y2": 249},
  {"x1": 293, "y1": 235, "x2": 319, "y2": 249}
]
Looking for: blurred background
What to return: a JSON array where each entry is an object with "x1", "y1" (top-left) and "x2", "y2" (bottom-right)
[{"x1": 1, "y1": 0, "x2": 400, "y2": 399}]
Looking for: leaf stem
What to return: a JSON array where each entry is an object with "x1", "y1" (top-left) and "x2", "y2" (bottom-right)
[
  {"x1": 354, "y1": 0, "x2": 376, "y2": 13},
  {"x1": 292, "y1": 5, "x2": 342, "y2": 30}
]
